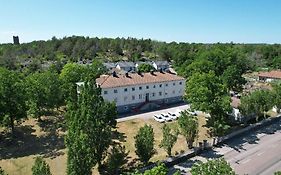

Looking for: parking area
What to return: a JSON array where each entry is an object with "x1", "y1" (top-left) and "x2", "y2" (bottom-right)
[{"x1": 117, "y1": 103, "x2": 191, "y2": 122}]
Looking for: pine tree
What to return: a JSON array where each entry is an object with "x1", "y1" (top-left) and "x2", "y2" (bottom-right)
[{"x1": 31, "y1": 157, "x2": 52, "y2": 175}]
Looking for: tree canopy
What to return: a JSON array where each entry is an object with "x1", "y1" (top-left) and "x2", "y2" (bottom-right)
[{"x1": 32, "y1": 157, "x2": 52, "y2": 175}]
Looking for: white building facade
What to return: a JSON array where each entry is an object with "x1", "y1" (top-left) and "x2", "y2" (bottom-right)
[{"x1": 96, "y1": 71, "x2": 185, "y2": 113}]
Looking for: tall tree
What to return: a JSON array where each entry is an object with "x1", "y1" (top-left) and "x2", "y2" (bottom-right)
[
  {"x1": 240, "y1": 90, "x2": 273, "y2": 121},
  {"x1": 66, "y1": 81, "x2": 117, "y2": 175},
  {"x1": 32, "y1": 157, "x2": 52, "y2": 175},
  {"x1": 178, "y1": 111, "x2": 199, "y2": 149},
  {"x1": 159, "y1": 124, "x2": 178, "y2": 156},
  {"x1": 134, "y1": 124, "x2": 155, "y2": 164},
  {"x1": 191, "y1": 158, "x2": 235, "y2": 175},
  {"x1": 0, "y1": 67, "x2": 27, "y2": 134},
  {"x1": 25, "y1": 71, "x2": 62, "y2": 120},
  {"x1": 222, "y1": 65, "x2": 246, "y2": 92},
  {"x1": 186, "y1": 71, "x2": 231, "y2": 136},
  {"x1": 0, "y1": 167, "x2": 7, "y2": 175}
]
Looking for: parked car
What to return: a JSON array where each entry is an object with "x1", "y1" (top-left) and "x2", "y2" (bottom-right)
[
  {"x1": 168, "y1": 111, "x2": 178, "y2": 120},
  {"x1": 154, "y1": 114, "x2": 165, "y2": 123},
  {"x1": 161, "y1": 113, "x2": 173, "y2": 122}
]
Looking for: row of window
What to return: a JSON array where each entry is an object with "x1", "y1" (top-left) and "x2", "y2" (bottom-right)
[
  {"x1": 104, "y1": 81, "x2": 183, "y2": 94},
  {"x1": 113, "y1": 90, "x2": 182, "y2": 103}
]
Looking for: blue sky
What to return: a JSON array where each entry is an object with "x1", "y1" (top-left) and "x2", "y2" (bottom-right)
[{"x1": 1, "y1": 0, "x2": 281, "y2": 43}]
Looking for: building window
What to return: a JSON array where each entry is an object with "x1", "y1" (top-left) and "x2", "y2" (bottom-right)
[
  {"x1": 179, "y1": 89, "x2": 182, "y2": 93},
  {"x1": 153, "y1": 85, "x2": 156, "y2": 88},
  {"x1": 146, "y1": 85, "x2": 149, "y2": 89},
  {"x1": 124, "y1": 88, "x2": 128, "y2": 92},
  {"x1": 139, "y1": 86, "x2": 142, "y2": 90},
  {"x1": 159, "y1": 84, "x2": 162, "y2": 88},
  {"x1": 173, "y1": 82, "x2": 175, "y2": 86},
  {"x1": 104, "y1": 90, "x2": 108, "y2": 95},
  {"x1": 139, "y1": 94, "x2": 142, "y2": 99},
  {"x1": 124, "y1": 96, "x2": 128, "y2": 101},
  {"x1": 179, "y1": 81, "x2": 182, "y2": 85},
  {"x1": 114, "y1": 89, "x2": 118, "y2": 93},
  {"x1": 152, "y1": 92, "x2": 155, "y2": 97},
  {"x1": 165, "y1": 83, "x2": 168, "y2": 87},
  {"x1": 172, "y1": 90, "x2": 175, "y2": 94},
  {"x1": 159, "y1": 92, "x2": 162, "y2": 96},
  {"x1": 124, "y1": 106, "x2": 128, "y2": 110},
  {"x1": 132, "y1": 95, "x2": 135, "y2": 100},
  {"x1": 132, "y1": 87, "x2": 135, "y2": 91},
  {"x1": 165, "y1": 92, "x2": 168, "y2": 95}
]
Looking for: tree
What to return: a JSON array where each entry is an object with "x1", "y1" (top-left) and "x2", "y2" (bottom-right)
[
  {"x1": 0, "y1": 167, "x2": 7, "y2": 175},
  {"x1": 177, "y1": 111, "x2": 198, "y2": 149},
  {"x1": 191, "y1": 158, "x2": 235, "y2": 175},
  {"x1": 183, "y1": 59, "x2": 215, "y2": 78},
  {"x1": 66, "y1": 81, "x2": 117, "y2": 175},
  {"x1": 159, "y1": 124, "x2": 178, "y2": 156},
  {"x1": 274, "y1": 171, "x2": 281, "y2": 175},
  {"x1": 137, "y1": 63, "x2": 155, "y2": 73},
  {"x1": 0, "y1": 67, "x2": 27, "y2": 134},
  {"x1": 186, "y1": 71, "x2": 231, "y2": 136},
  {"x1": 272, "y1": 82, "x2": 281, "y2": 112},
  {"x1": 102, "y1": 144, "x2": 129, "y2": 174},
  {"x1": 134, "y1": 124, "x2": 155, "y2": 164},
  {"x1": 222, "y1": 65, "x2": 246, "y2": 92},
  {"x1": 32, "y1": 157, "x2": 52, "y2": 175},
  {"x1": 25, "y1": 71, "x2": 62, "y2": 120},
  {"x1": 240, "y1": 90, "x2": 273, "y2": 121}
]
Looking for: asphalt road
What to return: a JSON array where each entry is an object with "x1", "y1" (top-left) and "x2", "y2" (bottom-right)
[{"x1": 170, "y1": 118, "x2": 281, "y2": 175}]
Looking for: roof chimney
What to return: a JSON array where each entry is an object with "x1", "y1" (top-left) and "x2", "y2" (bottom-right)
[
  {"x1": 112, "y1": 71, "x2": 118, "y2": 77},
  {"x1": 160, "y1": 68, "x2": 164, "y2": 73},
  {"x1": 150, "y1": 69, "x2": 155, "y2": 75},
  {"x1": 125, "y1": 72, "x2": 129, "y2": 77}
]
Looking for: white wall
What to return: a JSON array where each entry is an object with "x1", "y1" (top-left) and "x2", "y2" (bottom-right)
[{"x1": 101, "y1": 80, "x2": 185, "y2": 106}]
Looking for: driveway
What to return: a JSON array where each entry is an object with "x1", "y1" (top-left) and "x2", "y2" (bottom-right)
[{"x1": 117, "y1": 103, "x2": 190, "y2": 122}]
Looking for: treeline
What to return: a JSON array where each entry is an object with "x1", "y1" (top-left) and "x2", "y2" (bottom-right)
[{"x1": 1, "y1": 36, "x2": 281, "y2": 72}]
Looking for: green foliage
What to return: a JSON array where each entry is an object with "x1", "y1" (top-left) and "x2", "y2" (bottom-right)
[
  {"x1": 240, "y1": 89, "x2": 273, "y2": 121},
  {"x1": 222, "y1": 65, "x2": 246, "y2": 92},
  {"x1": 191, "y1": 158, "x2": 235, "y2": 175},
  {"x1": 183, "y1": 59, "x2": 215, "y2": 78},
  {"x1": 186, "y1": 71, "x2": 231, "y2": 136},
  {"x1": 272, "y1": 82, "x2": 281, "y2": 111},
  {"x1": 0, "y1": 167, "x2": 7, "y2": 175},
  {"x1": 134, "y1": 124, "x2": 155, "y2": 164},
  {"x1": 177, "y1": 111, "x2": 198, "y2": 149},
  {"x1": 137, "y1": 63, "x2": 155, "y2": 73},
  {"x1": 143, "y1": 163, "x2": 168, "y2": 175},
  {"x1": 159, "y1": 124, "x2": 178, "y2": 156},
  {"x1": 66, "y1": 81, "x2": 117, "y2": 175},
  {"x1": 274, "y1": 171, "x2": 281, "y2": 175},
  {"x1": 103, "y1": 144, "x2": 129, "y2": 174},
  {"x1": 0, "y1": 67, "x2": 27, "y2": 134},
  {"x1": 31, "y1": 157, "x2": 52, "y2": 175},
  {"x1": 25, "y1": 71, "x2": 62, "y2": 120}
]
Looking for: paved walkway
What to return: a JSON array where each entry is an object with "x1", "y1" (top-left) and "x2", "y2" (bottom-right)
[{"x1": 117, "y1": 103, "x2": 190, "y2": 122}]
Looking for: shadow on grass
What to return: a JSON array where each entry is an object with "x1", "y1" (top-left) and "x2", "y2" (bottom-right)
[{"x1": 0, "y1": 114, "x2": 66, "y2": 160}]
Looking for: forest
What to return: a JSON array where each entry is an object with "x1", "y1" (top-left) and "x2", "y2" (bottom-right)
[{"x1": 1, "y1": 36, "x2": 281, "y2": 75}]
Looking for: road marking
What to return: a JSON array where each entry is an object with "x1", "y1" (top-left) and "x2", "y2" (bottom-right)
[{"x1": 241, "y1": 158, "x2": 251, "y2": 164}]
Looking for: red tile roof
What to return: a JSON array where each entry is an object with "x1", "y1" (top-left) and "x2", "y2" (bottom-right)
[
  {"x1": 96, "y1": 72, "x2": 185, "y2": 88},
  {"x1": 258, "y1": 70, "x2": 281, "y2": 79}
]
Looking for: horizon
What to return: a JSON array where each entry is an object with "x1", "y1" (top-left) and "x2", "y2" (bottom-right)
[{"x1": 1, "y1": 0, "x2": 281, "y2": 44}]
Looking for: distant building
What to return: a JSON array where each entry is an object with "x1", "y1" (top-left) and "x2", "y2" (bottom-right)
[
  {"x1": 13, "y1": 36, "x2": 20, "y2": 45},
  {"x1": 95, "y1": 71, "x2": 185, "y2": 113},
  {"x1": 152, "y1": 61, "x2": 169, "y2": 71},
  {"x1": 116, "y1": 61, "x2": 136, "y2": 72},
  {"x1": 103, "y1": 62, "x2": 116, "y2": 71},
  {"x1": 258, "y1": 70, "x2": 281, "y2": 82}
]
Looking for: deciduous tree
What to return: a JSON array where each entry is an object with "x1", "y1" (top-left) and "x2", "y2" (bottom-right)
[
  {"x1": 159, "y1": 124, "x2": 178, "y2": 156},
  {"x1": 0, "y1": 67, "x2": 27, "y2": 134},
  {"x1": 178, "y1": 111, "x2": 198, "y2": 149},
  {"x1": 191, "y1": 158, "x2": 235, "y2": 175},
  {"x1": 134, "y1": 124, "x2": 155, "y2": 164},
  {"x1": 66, "y1": 81, "x2": 117, "y2": 175},
  {"x1": 32, "y1": 157, "x2": 52, "y2": 175}
]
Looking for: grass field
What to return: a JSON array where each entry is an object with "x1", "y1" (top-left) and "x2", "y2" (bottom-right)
[{"x1": 0, "y1": 114, "x2": 210, "y2": 175}]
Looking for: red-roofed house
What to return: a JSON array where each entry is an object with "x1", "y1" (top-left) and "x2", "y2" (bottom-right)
[{"x1": 258, "y1": 70, "x2": 281, "y2": 82}]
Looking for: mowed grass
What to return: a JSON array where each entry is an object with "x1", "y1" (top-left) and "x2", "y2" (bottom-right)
[{"x1": 0, "y1": 114, "x2": 210, "y2": 175}]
